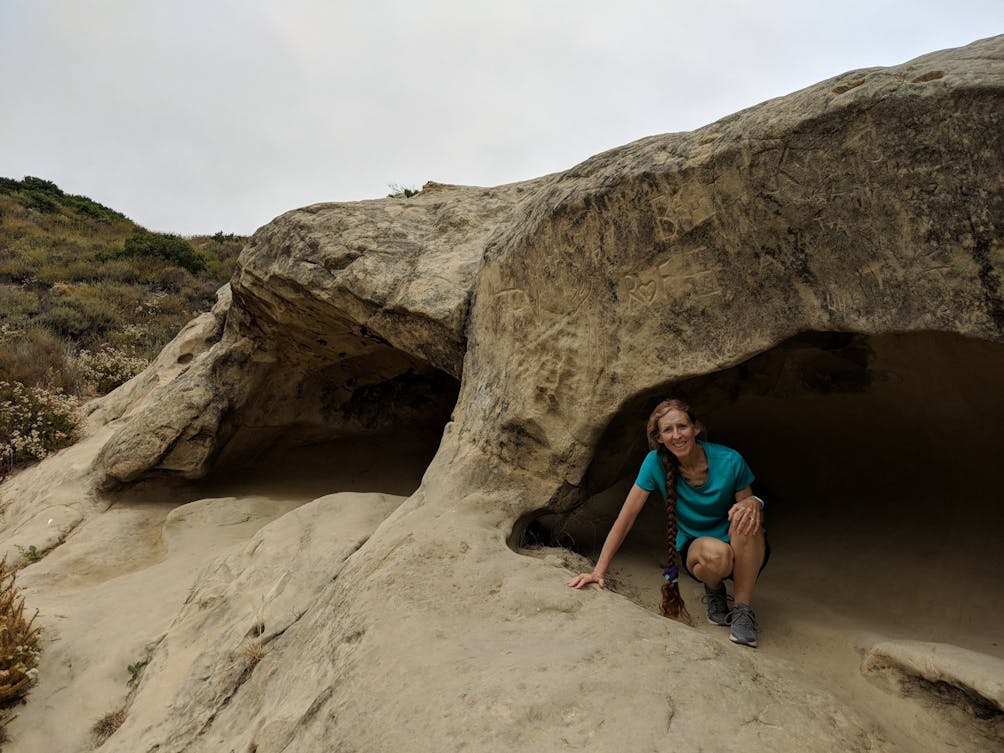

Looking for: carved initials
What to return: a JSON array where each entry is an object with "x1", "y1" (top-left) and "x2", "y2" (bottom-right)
[{"x1": 621, "y1": 248, "x2": 721, "y2": 310}]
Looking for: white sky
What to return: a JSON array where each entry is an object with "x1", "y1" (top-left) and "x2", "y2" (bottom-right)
[{"x1": 1, "y1": 1, "x2": 1001, "y2": 235}]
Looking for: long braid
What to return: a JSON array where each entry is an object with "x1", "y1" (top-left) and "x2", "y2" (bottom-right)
[
  {"x1": 646, "y1": 398, "x2": 699, "y2": 625},
  {"x1": 659, "y1": 447, "x2": 691, "y2": 624}
]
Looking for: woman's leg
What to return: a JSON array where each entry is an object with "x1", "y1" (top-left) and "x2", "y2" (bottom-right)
[
  {"x1": 728, "y1": 521, "x2": 766, "y2": 606},
  {"x1": 686, "y1": 537, "x2": 734, "y2": 589}
]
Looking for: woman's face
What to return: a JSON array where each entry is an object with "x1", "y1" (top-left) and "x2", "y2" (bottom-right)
[{"x1": 656, "y1": 409, "x2": 699, "y2": 459}]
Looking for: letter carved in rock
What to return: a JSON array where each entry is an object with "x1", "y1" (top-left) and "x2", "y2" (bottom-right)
[
  {"x1": 623, "y1": 274, "x2": 659, "y2": 307},
  {"x1": 620, "y1": 248, "x2": 723, "y2": 312}
]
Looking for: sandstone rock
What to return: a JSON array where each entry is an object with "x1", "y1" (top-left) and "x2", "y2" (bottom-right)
[
  {"x1": 94, "y1": 181, "x2": 540, "y2": 485},
  {"x1": 862, "y1": 640, "x2": 1004, "y2": 714},
  {"x1": 9, "y1": 493, "x2": 327, "y2": 753},
  {"x1": 862, "y1": 640, "x2": 1004, "y2": 748},
  {"x1": 83, "y1": 283, "x2": 232, "y2": 431},
  {"x1": 2, "y1": 35, "x2": 1003, "y2": 753},
  {"x1": 100, "y1": 492, "x2": 405, "y2": 753}
]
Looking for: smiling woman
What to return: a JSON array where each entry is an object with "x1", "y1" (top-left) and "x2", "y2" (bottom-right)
[{"x1": 567, "y1": 397, "x2": 767, "y2": 648}]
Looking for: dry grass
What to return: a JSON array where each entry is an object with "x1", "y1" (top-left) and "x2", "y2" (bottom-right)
[
  {"x1": 90, "y1": 707, "x2": 126, "y2": 746},
  {"x1": 0, "y1": 711, "x2": 11, "y2": 744},
  {"x1": 0, "y1": 556, "x2": 41, "y2": 742},
  {"x1": 235, "y1": 638, "x2": 266, "y2": 687},
  {"x1": 0, "y1": 556, "x2": 41, "y2": 704}
]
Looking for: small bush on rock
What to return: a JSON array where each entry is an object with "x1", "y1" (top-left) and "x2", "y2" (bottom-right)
[
  {"x1": 91, "y1": 707, "x2": 126, "y2": 745},
  {"x1": 0, "y1": 556, "x2": 41, "y2": 738}
]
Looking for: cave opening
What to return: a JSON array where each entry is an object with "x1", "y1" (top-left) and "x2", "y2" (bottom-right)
[
  {"x1": 208, "y1": 353, "x2": 459, "y2": 499},
  {"x1": 526, "y1": 330, "x2": 1004, "y2": 657},
  {"x1": 157, "y1": 340, "x2": 462, "y2": 504}
]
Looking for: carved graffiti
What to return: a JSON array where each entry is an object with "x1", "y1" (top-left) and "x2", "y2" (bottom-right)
[
  {"x1": 493, "y1": 288, "x2": 532, "y2": 315},
  {"x1": 620, "y1": 247, "x2": 722, "y2": 311}
]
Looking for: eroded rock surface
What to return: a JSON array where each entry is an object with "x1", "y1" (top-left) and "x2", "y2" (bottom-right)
[
  {"x1": 863, "y1": 641, "x2": 1004, "y2": 748},
  {"x1": 863, "y1": 640, "x2": 1004, "y2": 715},
  {"x1": 94, "y1": 180, "x2": 539, "y2": 486},
  {"x1": 2, "y1": 35, "x2": 1003, "y2": 753}
]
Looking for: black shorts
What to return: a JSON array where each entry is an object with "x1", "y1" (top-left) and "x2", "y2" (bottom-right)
[{"x1": 679, "y1": 536, "x2": 771, "y2": 582}]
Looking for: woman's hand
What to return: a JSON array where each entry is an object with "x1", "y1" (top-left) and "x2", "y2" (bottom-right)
[
  {"x1": 566, "y1": 572, "x2": 606, "y2": 589},
  {"x1": 728, "y1": 494, "x2": 762, "y2": 536}
]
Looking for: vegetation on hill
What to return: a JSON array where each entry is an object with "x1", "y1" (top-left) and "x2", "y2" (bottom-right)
[{"x1": 0, "y1": 176, "x2": 245, "y2": 473}]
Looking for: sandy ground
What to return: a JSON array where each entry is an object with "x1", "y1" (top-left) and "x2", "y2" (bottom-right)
[
  {"x1": 543, "y1": 478, "x2": 1003, "y2": 752},
  {"x1": 4, "y1": 424, "x2": 1001, "y2": 752},
  {"x1": 4, "y1": 433, "x2": 439, "y2": 753}
]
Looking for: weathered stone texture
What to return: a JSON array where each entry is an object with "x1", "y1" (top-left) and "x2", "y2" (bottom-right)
[{"x1": 3, "y1": 35, "x2": 1003, "y2": 753}]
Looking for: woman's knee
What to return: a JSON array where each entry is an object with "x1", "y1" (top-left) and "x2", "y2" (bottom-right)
[
  {"x1": 728, "y1": 522, "x2": 766, "y2": 552},
  {"x1": 691, "y1": 539, "x2": 733, "y2": 577},
  {"x1": 726, "y1": 526, "x2": 763, "y2": 562}
]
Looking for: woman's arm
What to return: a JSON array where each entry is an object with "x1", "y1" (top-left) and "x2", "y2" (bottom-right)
[
  {"x1": 727, "y1": 485, "x2": 762, "y2": 536},
  {"x1": 566, "y1": 484, "x2": 650, "y2": 589}
]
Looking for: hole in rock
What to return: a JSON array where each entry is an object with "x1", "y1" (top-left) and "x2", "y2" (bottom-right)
[
  {"x1": 85, "y1": 342, "x2": 459, "y2": 602},
  {"x1": 117, "y1": 344, "x2": 460, "y2": 507},
  {"x1": 526, "y1": 331, "x2": 1004, "y2": 658},
  {"x1": 203, "y1": 358, "x2": 459, "y2": 501}
]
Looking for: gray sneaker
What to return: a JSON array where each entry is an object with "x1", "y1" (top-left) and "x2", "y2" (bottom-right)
[
  {"x1": 727, "y1": 603, "x2": 759, "y2": 647},
  {"x1": 701, "y1": 584, "x2": 732, "y2": 626}
]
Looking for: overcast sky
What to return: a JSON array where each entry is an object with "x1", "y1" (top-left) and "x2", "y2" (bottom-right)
[{"x1": 1, "y1": 2, "x2": 1001, "y2": 235}]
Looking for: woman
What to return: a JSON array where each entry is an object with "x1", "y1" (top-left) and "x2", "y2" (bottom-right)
[{"x1": 567, "y1": 398, "x2": 768, "y2": 648}]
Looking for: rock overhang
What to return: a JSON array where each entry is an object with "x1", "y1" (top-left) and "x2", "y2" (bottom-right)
[
  {"x1": 93, "y1": 37, "x2": 1004, "y2": 499},
  {"x1": 9, "y1": 34, "x2": 1004, "y2": 753},
  {"x1": 461, "y1": 38, "x2": 1004, "y2": 509}
]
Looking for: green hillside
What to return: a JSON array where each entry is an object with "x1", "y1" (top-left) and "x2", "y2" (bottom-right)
[{"x1": 0, "y1": 176, "x2": 245, "y2": 471}]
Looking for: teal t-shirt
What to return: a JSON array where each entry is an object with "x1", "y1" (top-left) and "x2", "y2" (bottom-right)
[{"x1": 634, "y1": 440, "x2": 755, "y2": 551}]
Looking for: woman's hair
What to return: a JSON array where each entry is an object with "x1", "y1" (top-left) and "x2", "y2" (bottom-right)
[{"x1": 645, "y1": 398, "x2": 702, "y2": 625}]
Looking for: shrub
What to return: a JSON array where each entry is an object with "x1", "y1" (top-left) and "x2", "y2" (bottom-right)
[
  {"x1": 70, "y1": 280, "x2": 145, "y2": 313},
  {"x1": 0, "y1": 327, "x2": 80, "y2": 392},
  {"x1": 20, "y1": 177, "x2": 62, "y2": 195},
  {"x1": 36, "y1": 303, "x2": 93, "y2": 340},
  {"x1": 63, "y1": 259, "x2": 104, "y2": 282},
  {"x1": 77, "y1": 345, "x2": 149, "y2": 394},
  {"x1": 0, "y1": 381, "x2": 80, "y2": 466},
  {"x1": 192, "y1": 233, "x2": 242, "y2": 278},
  {"x1": 25, "y1": 192, "x2": 58, "y2": 214},
  {"x1": 186, "y1": 279, "x2": 223, "y2": 305},
  {"x1": 103, "y1": 323, "x2": 156, "y2": 355},
  {"x1": 37, "y1": 294, "x2": 117, "y2": 341},
  {"x1": 96, "y1": 259, "x2": 142, "y2": 284},
  {"x1": 153, "y1": 265, "x2": 191, "y2": 292},
  {"x1": 0, "y1": 177, "x2": 124, "y2": 224},
  {"x1": 0, "y1": 555, "x2": 41, "y2": 715},
  {"x1": 141, "y1": 291, "x2": 186, "y2": 319},
  {"x1": 118, "y1": 231, "x2": 206, "y2": 274},
  {"x1": 215, "y1": 255, "x2": 237, "y2": 281},
  {"x1": 35, "y1": 262, "x2": 75, "y2": 284},
  {"x1": 387, "y1": 183, "x2": 420, "y2": 198},
  {"x1": 91, "y1": 707, "x2": 126, "y2": 745},
  {"x1": 0, "y1": 253, "x2": 41, "y2": 284},
  {"x1": 0, "y1": 286, "x2": 42, "y2": 324},
  {"x1": 59, "y1": 193, "x2": 126, "y2": 222}
]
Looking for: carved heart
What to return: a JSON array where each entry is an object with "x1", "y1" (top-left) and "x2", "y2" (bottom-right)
[{"x1": 638, "y1": 279, "x2": 657, "y2": 304}]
